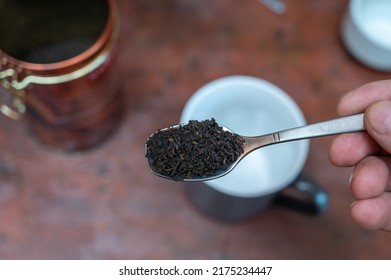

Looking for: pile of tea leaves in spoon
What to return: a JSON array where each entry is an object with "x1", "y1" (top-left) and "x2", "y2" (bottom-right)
[{"x1": 145, "y1": 118, "x2": 245, "y2": 181}]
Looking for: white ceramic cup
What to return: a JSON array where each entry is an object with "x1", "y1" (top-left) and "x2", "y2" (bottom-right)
[
  {"x1": 180, "y1": 76, "x2": 328, "y2": 220},
  {"x1": 341, "y1": 0, "x2": 391, "y2": 71}
]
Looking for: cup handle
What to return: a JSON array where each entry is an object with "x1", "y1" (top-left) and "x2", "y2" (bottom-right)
[{"x1": 273, "y1": 174, "x2": 329, "y2": 215}]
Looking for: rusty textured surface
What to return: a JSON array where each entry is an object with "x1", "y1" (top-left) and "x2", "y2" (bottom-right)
[{"x1": 0, "y1": 0, "x2": 390, "y2": 259}]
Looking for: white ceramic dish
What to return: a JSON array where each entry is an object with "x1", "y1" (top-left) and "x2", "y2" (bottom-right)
[
  {"x1": 341, "y1": 0, "x2": 391, "y2": 71},
  {"x1": 180, "y1": 76, "x2": 309, "y2": 198}
]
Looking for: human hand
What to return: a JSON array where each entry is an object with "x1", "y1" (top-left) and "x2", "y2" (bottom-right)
[{"x1": 329, "y1": 80, "x2": 391, "y2": 231}]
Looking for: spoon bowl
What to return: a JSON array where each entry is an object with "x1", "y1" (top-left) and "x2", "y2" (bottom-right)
[{"x1": 146, "y1": 113, "x2": 365, "y2": 182}]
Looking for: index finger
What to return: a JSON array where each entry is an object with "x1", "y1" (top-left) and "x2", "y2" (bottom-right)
[{"x1": 338, "y1": 80, "x2": 391, "y2": 116}]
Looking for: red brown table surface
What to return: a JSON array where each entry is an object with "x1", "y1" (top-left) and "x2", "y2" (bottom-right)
[{"x1": 0, "y1": 0, "x2": 390, "y2": 259}]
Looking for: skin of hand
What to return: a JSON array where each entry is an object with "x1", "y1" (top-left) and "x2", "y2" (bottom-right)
[{"x1": 329, "y1": 80, "x2": 391, "y2": 232}]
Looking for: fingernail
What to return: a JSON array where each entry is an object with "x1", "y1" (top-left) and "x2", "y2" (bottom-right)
[
  {"x1": 350, "y1": 200, "x2": 356, "y2": 208},
  {"x1": 349, "y1": 165, "x2": 356, "y2": 187},
  {"x1": 368, "y1": 101, "x2": 391, "y2": 135},
  {"x1": 349, "y1": 172, "x2": 353, "y2": 186}
]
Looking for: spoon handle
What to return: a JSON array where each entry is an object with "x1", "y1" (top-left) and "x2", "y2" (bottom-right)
[{"x1": 276, "y1": 113, "x2": 365, "y2": 142}]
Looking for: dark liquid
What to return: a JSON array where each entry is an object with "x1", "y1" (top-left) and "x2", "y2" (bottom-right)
[
  {"x1": 0, "y1": 0, "x2": 124, "y2": 152},
  {"x1": 0, "y1": 0, "x2": 108, "y2": 63}
]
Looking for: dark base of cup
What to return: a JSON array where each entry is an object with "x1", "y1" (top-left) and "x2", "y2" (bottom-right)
[
  {"x1": 186, "y1": 175, "x2": 329, "y2": 222},
  {"x1": 186, "y1": 182, "x2": 277, "y2": 222}
]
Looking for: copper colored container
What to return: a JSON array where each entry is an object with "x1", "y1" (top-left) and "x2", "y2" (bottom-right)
[{"x1": 0, "y1": 0, "x2": 124, "y2": 151}]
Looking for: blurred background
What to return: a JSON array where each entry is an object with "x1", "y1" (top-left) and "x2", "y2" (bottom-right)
[{"x1": 0, "y1": 0, "x2": 390, "y2": 259}]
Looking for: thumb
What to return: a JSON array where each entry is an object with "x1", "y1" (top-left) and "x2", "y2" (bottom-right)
[{"x1": 365, "y1": 100, "x2": 391, "y2": 154}]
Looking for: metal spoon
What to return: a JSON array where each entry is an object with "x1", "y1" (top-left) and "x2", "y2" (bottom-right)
[{"x1": 146, "y1": 113, "x2": 365, "y2": 182}]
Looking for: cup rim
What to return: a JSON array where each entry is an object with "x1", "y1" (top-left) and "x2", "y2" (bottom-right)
[
  {"x1": 350, "y1": 0, "x2": 391, "y2": 51},
  {"x1": 0, "y1": 0, "x2": 116, "y2": 72},
  {"x1": 180, "y1": 75, "x2": 309, "y2": 198}
]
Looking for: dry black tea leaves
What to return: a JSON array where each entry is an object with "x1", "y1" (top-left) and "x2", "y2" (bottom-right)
[{"x1": 145, "y1": 119, "x2": 245, "y2": 181}]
